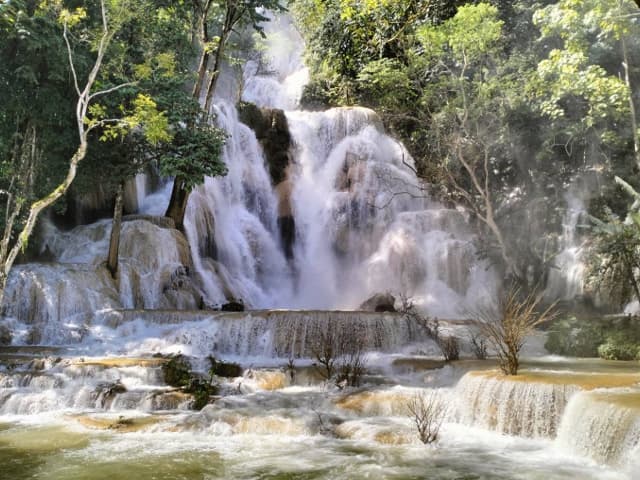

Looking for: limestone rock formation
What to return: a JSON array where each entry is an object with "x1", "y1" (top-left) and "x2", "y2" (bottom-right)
[
  {"x1": 359, "y1": 293, "x2": 397, "y2": 312},
  {"x1": 238, "y1": 102, "x2": 296, "y2": 258}
]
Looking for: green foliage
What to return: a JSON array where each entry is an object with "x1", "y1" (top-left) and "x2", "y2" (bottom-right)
[
  {"x1": 545, "y1": 315, "x2": 640, "y2": 359},
  {"x1": 0, "y1": 0, "x2": 80, "y2": 223},
  {"x1": 74, "y1": 0, "x2": 221, "y2": 200},
  {"x1": 207, "y1": 356, "x2": 243, "y2": 378},
  {"x1": 92, "y1": 94, "x2": 172, "y2": 144},
  {"x1": 159, "y1": 123, "x2": 227, "y2": 192},
  {"x1": 530, "y1": 0, "x2": 640, "y2": 167},
  {"x1": 587, "y1": 207, "x2": 640, "y2": 306},
  {"x1": 418, "y1": 3, "x2": 504, "y2": 62},
  {"x1": 190, "y1": 378, "x2": 218, "y2": 410},
  {"x1": 597, "y1": 337, "x2": 640, "y2": 361},
  {"x1": 356, "y1": 59, "x2": 416, "y2": 112},
  {"x1": 161, "y1": 354, "x2": 218, "y2": 410},
  {"x1": 544, "y1": 316, "x2": 607, "y2": 357},
  {"x1": 161, "y1": 354, "x2": 193, "y2": 388}
]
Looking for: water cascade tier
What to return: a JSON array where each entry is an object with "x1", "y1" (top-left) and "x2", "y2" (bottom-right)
[
  {"x1": 453, "y1": 370, "x2": 580, "y2": 437},
  {"x1": 2, "y1": 347, "x2": 640, "y2": 478},
  {"x1": 557, "y1": 390, "x2": 640, "y2": 466},
  {"x1": 3, "y1": 219, "x2": 201, "y2": 344}
]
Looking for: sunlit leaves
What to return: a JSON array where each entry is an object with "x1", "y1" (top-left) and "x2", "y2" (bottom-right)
[
  {"x1": 416, "y1": 3, "x2": 504, "y2": 70},
  {"x1": 160, "y1": 123, "x2": 227, "y2": 191},
  {"x1": 58, "y1": 7, "x2": 86, "y2": 28},
  {"x1": 357, "y1": 58, "x2": 415, "y2": 111},
  {"x1": 88, "y1": 94, "x2": 170, "y2": 144},
  {"x1": 531, "y1": 0, "x2": 635, "y2": 141}
]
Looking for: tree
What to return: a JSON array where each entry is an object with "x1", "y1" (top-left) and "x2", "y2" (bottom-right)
[
  {"x1": 416, "y1": 4, "x2": 524, "y2": 279},
  {"x1": 587, "y1": 177, "x2": 640, "y2": 306},
  {"x1": 164, "y1": 0, "x2": 285, "y2": 230},
  {"x1": 532, "y1": 0, "x2": 636, "y2": 165},
  {"x1": 0, "y1": 0, "x2": 169, "y2": 304},
  {"x1": 406, "y1": 391, "x2": 446, "y2": 444},
  {"x1": 475, "y1": 288, "x2": 556, "y2": 375},
  {"x1": 73, "y1": 1, "x2": 226, "y2": 277}
]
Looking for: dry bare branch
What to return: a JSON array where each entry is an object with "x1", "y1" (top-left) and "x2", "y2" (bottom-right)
[
  {"x1": 474, "y1": 288, "x2": 556, "y2": 375},
  {"x1": 406, "y1": 391, "x2": 446, "y2": 444}
]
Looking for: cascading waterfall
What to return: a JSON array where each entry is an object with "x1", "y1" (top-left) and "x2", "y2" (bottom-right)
[
  {"x1": 1, "y1": 9, "x2": 495, "y2": 339},
  {"x1": 545, "y1": 193, "x2": 586, "y2": 301},
  {"x1": 3, "y1": 219, "x2": 201, "y2": 344},
  {"x1": 153, "y1": 11, "x2": 497, "y2": 314},
  {"x1": 556, "y1": 390, "x2": 640, "y2": 467},
  {"x1": 3, "y1": 12, "x2": 638, "y2": 480},
  {"x1": 453, "y1": 371, "x2": 579, "y2": 438},
  {"x1": 181, "y1": 100, "x2": 293, "y2": 308},
  {"x1": 91, "y1": 310, "x2": 433, "y2": 359}
]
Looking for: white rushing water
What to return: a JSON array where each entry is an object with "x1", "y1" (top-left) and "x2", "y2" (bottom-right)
[
  {"x1": 136, "y1": 11, "x2": 496, "y2": 315},
  {"x1": 1, "y1": 350, "x2": 638, "y2": 479},
  {"x1": 545, "y1": 192, "x2": 586, "y2": 301}
]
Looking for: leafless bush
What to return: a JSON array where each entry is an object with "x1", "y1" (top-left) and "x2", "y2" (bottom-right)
[
  {"x1": 474, "y1": 288, "x2": 556, "y2": 375},
  {"x1": 311, "y1": 328, "x2": 368, "y2": 387},
  {"x1": 336, "y1": 347, "x2": 367, "y2": 388},
  {"x1": 286, "y1": 358, "x2": 296, "y2": 383},
  {"x1": 312, "y1": 329, "x2": 338, "y2": 380},
  {"x1": 467, "y1": 329, "x2": 488, "y2": 360},
  {"x1": 400, "y1": 297, "x2": 460, "y2": 361},
  {"x1": 406, "y1": 391, "x2": 446, "y2": 444},
  {"x1": 398, "y1": 293, "x2": 415, "y2": 316},
  {"x1": 436, "y1": 335, "x2": 460, "y2": 361}
]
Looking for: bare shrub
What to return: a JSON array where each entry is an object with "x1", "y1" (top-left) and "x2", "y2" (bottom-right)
[
  {"x1": 467, "y1": 329, "x2": 488, "y2": 360},
  {"x1": 399, "y1": 296, "x2": 460, "y2": 361},
  {"x1": 336, "y1": 347, "x2": 367, "y2": 388},
  {"x1": 436, "y1": 335, "x2": 460, "y2": 361},
  {"x1": 311, "y1": 329, "x2": 338, "y2": 380},
  {"x1": 311, "y1": 327, "x2": 368, "y2": 387},
  {"x1": 285, "y1": 358, "x2": 296, "y2": 383},
  {"x1": 475, "y1": 288, "x2": 556, "y2": 375},
  {"x1": 406, "y1": 391, "x2": 446, "y2": 444}
]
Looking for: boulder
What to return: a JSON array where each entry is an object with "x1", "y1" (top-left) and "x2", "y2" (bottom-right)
[
  {"x1": 0, "y1": 324, "x2": 12, "y2": 346},
  {"x1": 359, "y1": 293, "x2": 397, "y2": 312},
  {"x1": 221, "y1": 300, "x2": 245, "y2": 312}
]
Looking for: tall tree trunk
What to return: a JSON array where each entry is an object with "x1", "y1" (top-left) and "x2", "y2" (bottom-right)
[
  {"x1": 192, "y1": 0, "x2": 213, "y2": 101},
  {"x1": 164, "y1": 0, "x2": 222, "y2": 230},
  {"x1": 107, "y1": 182, "x2": 125, "y2": 278},
  {"x1": 622, "y1": 35, "x2": 640, "y2": 170},
  {"x1": 0, "y1": 0, "x2": 114, "y2": 306},
  {"x1": 204, "y1": 4, "x2": 238, "y2": 114},
  {"x1": 203, "y1": 31, "x2": 228, "y2": 115},
  {"x1": 165, "y1": 178, "x2": 190, "y2": 231}
]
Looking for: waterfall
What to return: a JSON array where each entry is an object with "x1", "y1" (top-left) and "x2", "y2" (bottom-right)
[
  {"x1": 453, "y1": 371, "x2": 579, "y2": 438},
  {"x1": 556, "y1": 390, "x2": 640, "y2": 467},
  {"x1": 158, "y1": 12, "x2": 497, "y2": 315},
  {"x1": 545, "y1": 193, "x2": 586, "y2": 301},
  {"x1": 92, "y1": 310, "x2": 432, "y2": 359},
  {"x1": 1, "y1": 11, "x2": 496, "y2": 341},
  {"x1": 3, "y1": 219, "x2": 201, "y2": 344},
  {"x1": 181, "y1": 101, "x2": 293, "y2": 308}
]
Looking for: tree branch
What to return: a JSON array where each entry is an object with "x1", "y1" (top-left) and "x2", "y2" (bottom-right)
[{"x1": 89, "y1": 81, "x2": 138, "y2": 101}]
